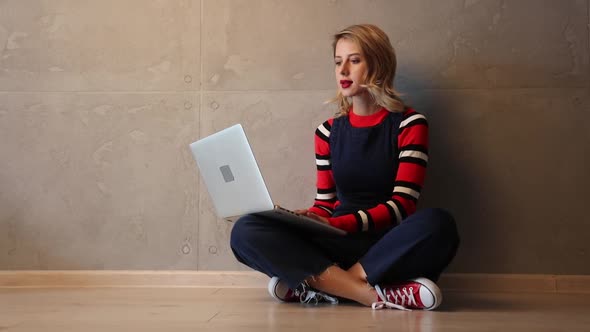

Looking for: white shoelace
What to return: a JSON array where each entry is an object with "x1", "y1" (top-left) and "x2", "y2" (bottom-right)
[
  {"x1": 372, "y1": 285, "x2": 414, "y2": 311},
  {"x1": 298, "y1": 289, "x2": 339, "y2": 305}
]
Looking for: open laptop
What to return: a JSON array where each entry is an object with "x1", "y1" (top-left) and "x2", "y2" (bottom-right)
[{"x1": 189, "y1": 124, "x2": 346, "y2": 236}]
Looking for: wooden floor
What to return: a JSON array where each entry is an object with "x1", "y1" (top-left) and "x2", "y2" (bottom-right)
[{"x1": 1, "y1": 287, "x2": 590, "y2": 331}]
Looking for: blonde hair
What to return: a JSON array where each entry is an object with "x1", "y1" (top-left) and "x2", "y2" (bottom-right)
[{"x1": 329, "y1": 24, "x2": 405, "y2": 116}]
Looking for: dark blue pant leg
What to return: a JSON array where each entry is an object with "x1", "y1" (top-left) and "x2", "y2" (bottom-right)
[
  {"x1": 230, "y1": 214, "x2": 336, "y2": 289},
  {"x1": 360, "y1": 208, "x2": 460, "y2": 285}
]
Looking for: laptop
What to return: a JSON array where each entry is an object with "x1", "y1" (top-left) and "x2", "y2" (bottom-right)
[{"x1": 189, "y1": 124, "x2": 346, "y2": 236}]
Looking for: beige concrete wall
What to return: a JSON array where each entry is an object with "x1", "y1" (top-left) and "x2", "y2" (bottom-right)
[{"x1": 0, "y1": 0, "x2": 588, "y2": 274}]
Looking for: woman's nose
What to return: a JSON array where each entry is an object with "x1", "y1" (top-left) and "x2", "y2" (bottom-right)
[{"x1": 340, "y1": 62, "x2": 349, "y2": 76}]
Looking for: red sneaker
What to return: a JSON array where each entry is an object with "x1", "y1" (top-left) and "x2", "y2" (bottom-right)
[
  {"x1": 372, "y1": 277, "x2": 442, "y2": 311},
  {"x1": 267, "y1": 277, "x2": 338, "y2": 304}
]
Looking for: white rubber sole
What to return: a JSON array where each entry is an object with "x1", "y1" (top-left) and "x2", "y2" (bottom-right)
[
  {"x1": 267, "y1": 276, "x2": 286, "y2": 302},
  {"x1": 412, "y1": 277, "x2": 443, "y2": 310}
]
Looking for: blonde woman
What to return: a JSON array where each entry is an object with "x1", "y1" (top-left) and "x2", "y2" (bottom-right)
[{"x1": 230, "y1": 24, "x2": 459, "y2": 310}]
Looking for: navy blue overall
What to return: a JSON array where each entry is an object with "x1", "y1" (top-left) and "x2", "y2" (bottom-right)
[{"x1": 230, "y1": 112, "x2": 459, "y2": 289}]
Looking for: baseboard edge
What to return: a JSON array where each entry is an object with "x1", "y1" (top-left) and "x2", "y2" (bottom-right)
[{"x1": 1, "y1": 271, "x2": 588, "y2": 293}]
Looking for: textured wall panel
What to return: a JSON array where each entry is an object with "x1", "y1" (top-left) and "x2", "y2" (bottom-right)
[
  {"x1": 406, "y1": 88, "x2": 590, "y2": 274},
  {"x1": 202, "y1": 0, "x2": 588, "y2": 91},
  {"x1": 0, "y1": 0, "x2": 200, "y2": 91},
  {"x1": 0, "y1": 93, "x2": 199, "y2": 269},
  {"x1": 196, "y1": 91, "x2": 335, "y2": 270}
]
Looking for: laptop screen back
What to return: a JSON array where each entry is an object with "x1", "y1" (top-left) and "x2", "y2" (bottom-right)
[{"x1": 189, "y1": 124, "x2": 274, "y2": 219}]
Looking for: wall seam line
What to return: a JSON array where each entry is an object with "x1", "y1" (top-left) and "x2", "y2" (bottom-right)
[{"x1": 196, "y1": 0, "x2": 204, "y2": 271}]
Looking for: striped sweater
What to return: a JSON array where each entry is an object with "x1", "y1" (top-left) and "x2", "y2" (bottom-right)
[{"x1": 308, "y1": 107, "x2": 429, "y2": 233}]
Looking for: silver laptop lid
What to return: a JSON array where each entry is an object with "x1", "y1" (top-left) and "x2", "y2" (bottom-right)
[{"x1": 189, "y1": 124, "x2": 274, "y2": 219}]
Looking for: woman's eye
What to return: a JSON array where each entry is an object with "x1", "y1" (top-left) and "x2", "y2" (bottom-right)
[
  {"x1": 351, "y1": 59, "x2": 360, "y2": 64},
  {"x1": 335, "y1": 62, "x2": 341, "y2": 66}
]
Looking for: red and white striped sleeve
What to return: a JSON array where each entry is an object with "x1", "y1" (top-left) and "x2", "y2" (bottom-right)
[{"x1": 307, "y1": 119, "x2": 338, "y2": 217}]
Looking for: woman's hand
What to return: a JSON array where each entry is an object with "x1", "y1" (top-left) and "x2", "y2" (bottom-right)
[
  {"x1": 294, "y1": 209, "x2": 329, "y2": 224},
  {"x1": 293, "y1": 209, "x2": 309, "y2": 215},
  {"x1": 304, "y1": 212, "x2": 330, "y2": 224}
]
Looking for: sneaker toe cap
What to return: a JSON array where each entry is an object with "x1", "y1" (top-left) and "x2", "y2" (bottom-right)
[{"x1": 419, "y1": 286, "x2": 435, "y2": 309}]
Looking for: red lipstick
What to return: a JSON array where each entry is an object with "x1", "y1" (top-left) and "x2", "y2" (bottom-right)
[{"x1": 340, "y1": 80, "x2": 352, "y2": 88}]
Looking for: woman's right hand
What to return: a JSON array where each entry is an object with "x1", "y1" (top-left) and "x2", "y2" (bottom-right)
[{"x1": 293, "y1": 209, "x2": 309, "y2": 215}]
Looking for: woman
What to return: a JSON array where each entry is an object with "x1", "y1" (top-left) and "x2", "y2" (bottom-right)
[{"x1": 230, "y1": 24, "x2": 459, "y2": 311}]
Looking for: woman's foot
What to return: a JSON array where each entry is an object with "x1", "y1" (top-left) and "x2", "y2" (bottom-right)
[
  {"x1": 372, "y1": 277, "x2": 442, "y2": 311},
  {"x1": 267, "y1": 277, "x2": 339, "y2": 304}
]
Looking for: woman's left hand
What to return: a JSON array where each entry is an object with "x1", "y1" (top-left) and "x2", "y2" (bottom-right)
[{"x1": 305, "y1": 212, "x2": 330, "y2": 224}]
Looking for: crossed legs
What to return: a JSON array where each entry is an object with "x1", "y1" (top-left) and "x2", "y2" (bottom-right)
[{"x1": 231, "y1": 208, "x2": 460, "y2": 307}]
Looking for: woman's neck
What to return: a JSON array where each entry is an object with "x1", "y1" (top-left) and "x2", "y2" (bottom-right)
[{"x1": 352, "y1": 93, "x2": 380, "y2": 116}]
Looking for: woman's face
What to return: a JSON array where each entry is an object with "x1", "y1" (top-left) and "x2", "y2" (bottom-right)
[{"x1": 334, "y1": 38, "x2": 368, "y2": 98}]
